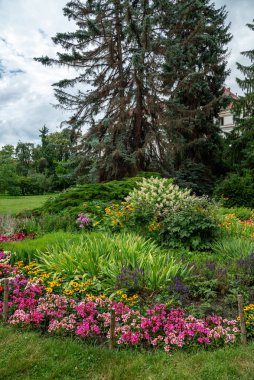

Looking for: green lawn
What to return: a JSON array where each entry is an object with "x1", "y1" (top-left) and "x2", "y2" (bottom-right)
[
  {"x1": 0, "y1": 326, "x2": 254, "y2": 380},
  {"x1": 0, "y1": 194, "x2": 52, "y2": 215}
]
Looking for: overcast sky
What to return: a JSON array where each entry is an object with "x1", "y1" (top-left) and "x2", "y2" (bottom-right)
[{"x1": 0, "y1": 0, "x2": 253, "y2": 147}]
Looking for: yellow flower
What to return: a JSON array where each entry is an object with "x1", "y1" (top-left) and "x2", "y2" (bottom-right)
[
  {"x1": 86, "y1": 293, "x2": 96, "y2": 300},
  {"x1": 64, "y1": 289, "x2": 75, "y2": 295},
  {"x1": 41, "y1": 273, "x2": 50, "y2": 279},
  {"x1": 45, "y1": 287, "x2": 53, "y2": 293},
  {"x1": 15, "y1": 260, "x2": 24, "y2": 268}
]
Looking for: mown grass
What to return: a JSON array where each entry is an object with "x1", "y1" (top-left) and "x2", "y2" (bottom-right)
[
  {"x1": 0, "y1": 326, "x2": 254, "y2": 380},
  {"x1": 0, "y1": 195, "x2": 51, "y2": 215}
]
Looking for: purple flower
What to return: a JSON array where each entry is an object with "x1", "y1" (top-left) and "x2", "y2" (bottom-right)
[{"x1": 76, "y1": 213, "x2": 91, "y2": 228}]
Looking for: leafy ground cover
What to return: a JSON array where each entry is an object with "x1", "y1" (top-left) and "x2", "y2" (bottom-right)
[
  {"x1": 0, "y1": 194, "x2": 51, "y2": 215},
  {"x1": 0, "y1": 326, "x2": 254, "y2": 380}
]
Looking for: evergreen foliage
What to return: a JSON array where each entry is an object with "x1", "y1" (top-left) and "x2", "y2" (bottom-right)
[
  {"x1": 35, "y1": 0, "x2": 231, "y2": 186},
  {"x1": 40, "y1": 176, "x2": 144, "y2": 214},
  {"x1": 223, "y1": 21, "x2": 254, "y2": 173},
  {"x1": 217, "y1": 20, "x2": 254, "y2": 206}
]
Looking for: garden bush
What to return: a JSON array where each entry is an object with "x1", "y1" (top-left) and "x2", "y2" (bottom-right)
[
  {"x1": 126, "y1": 177, "x2": 196, "y2": 220},
  {"x1": 126, "y1": 177, "x2": 216, "y2": 249},
  {"x1": 159, "y1": 209, "x2": 219, "y2": 250},
  {"x1": 214, "y1": 172, "x2": 254, "y2": 208},
  {"x1": 41, "y1": 176, "x2": 145, "y2": 215},
  {"x1": 217, "y1": 207, "x2": 254, "y2": 221}
]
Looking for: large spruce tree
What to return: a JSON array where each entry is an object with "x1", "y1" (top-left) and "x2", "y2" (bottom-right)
[
  {"x1": 36, "y1": 0, "x2": 231, "y2": 185},
  {"x1": 160, "y1": 0, "x2": 231, "y2": 193}
]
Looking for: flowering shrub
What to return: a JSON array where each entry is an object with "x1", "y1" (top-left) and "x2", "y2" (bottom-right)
[
  {"x1": 126, "y1": 177, "x2": 199, "y2": 220},
  {"x1": 0, "y1": 253, "x2": 240, "y2": 352},
  {"x1": 103, "y1": 202, "x2": 135, "y2": 230},
  {"x1": 220, "y1": 213, "x2": 254, "y2": 239},
  {"x1": 125, "y1": 177, "x2": 217, "y2": 247}
]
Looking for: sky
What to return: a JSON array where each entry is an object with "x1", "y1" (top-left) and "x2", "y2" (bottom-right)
[{"x1": 0, "y1": 0, "x2": 253, "y2": 147}]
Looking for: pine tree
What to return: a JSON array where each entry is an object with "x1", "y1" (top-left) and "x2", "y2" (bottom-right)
[
  {"x1": 235, "y1": 20, "x2": 254, "y2": 118},
  {"x1": 225, "y1": 20, "x2": 254, "y2": 172},
  {"x1": 35, "y1": 0, "x2": 231, "y2": 185}
]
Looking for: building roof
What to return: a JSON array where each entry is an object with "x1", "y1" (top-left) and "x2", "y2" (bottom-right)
[{"x1": 223, "y1": 87, "x2": 239, "y2": 110}]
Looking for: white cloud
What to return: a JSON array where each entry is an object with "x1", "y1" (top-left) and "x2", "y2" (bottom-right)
[
  {"x1": 215, "y1": 0, "x2": 254, "y2": 94},
  {"x1": 0, "y1": 0, "x2": 74, "y2": 147},
  {"x1": 0, "y1": 0, "x2": 253, "y2": 147}
]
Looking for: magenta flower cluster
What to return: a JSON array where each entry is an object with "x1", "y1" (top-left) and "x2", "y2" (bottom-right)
[
  {"x1": 0, "y1": 264, "x2": 240, "y2": 352},
  {"x1": 76, "y1": 213, "x2": 91, "y2": 229},
  {"x1": 0, "y1": 232, "x2": 28, "y2": 243}
]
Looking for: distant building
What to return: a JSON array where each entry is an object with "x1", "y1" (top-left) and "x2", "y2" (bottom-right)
[{"x1": 219, "y1": 87, "x2": 239, "y2": 134}]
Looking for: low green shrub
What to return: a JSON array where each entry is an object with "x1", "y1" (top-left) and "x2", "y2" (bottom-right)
[
  {"x1": 41, "y1": 177, "x2": 145, "y2": 215},
  {"x1": 14, "y1": 213, "x2": 78, "y2": 235},
  {"x1": 214, "y1": 172, "x2": 254, "y2": 208},
  {"x1": 126, "y1": 177, "x2": 217, "y2": 250},
  {"x1": 216, "y1": 207, "x2": 253, "y2": 221},
  {"x1": 159, "y1": 209, "x2": 219, "y2": 250}
]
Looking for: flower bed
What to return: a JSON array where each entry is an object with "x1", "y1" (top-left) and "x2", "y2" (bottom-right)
[
  {"x1": 0, "y1": 251, "x2": 240, "y2": 352},
  {"x1": 0, "y1": 232, "x2": 30, "y2": 243}
]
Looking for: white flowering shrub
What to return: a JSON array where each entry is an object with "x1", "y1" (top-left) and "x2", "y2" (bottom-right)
[
  {"x1": 126, "y1": 177, "x2": 217, "y2": 250},
  {"x1": 126, "y1": 177, "x2": 201, "y2": 219}
]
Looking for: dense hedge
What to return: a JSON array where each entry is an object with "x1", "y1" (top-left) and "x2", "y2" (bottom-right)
[{"x1": 39, "y1": 174, "x2": 160, "y2": 215}]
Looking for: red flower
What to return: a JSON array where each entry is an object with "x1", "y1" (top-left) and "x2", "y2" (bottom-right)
[{"x1": 0, "y1": 286, "x2": 3, "y2": 293}]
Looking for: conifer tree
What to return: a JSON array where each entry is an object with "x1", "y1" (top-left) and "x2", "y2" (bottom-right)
[
  {"x1": 160, "y1": 0, "x2": 231, "y2": 193},
  {"x1": 225, "y1": 20, "x2": 254, "y2": 172},
  {"x1": 35, "y1": 0, "x2": 231, "y2": 184},
  {"x1": 235, "y1": 21, "x2": 254, "y2": 118}
]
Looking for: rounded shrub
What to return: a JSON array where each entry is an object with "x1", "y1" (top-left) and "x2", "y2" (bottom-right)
[{"x1": 214, "y1": 172, "x2": 254, "y2": 208}]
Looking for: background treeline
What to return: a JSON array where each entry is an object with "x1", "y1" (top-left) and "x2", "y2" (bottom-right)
[{"x1": 0, "y1": 126, "x2": 87, "y2": 195}]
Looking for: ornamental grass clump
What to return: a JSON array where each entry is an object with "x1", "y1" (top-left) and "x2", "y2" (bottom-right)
[{"x1": 36, "y1": 232, "x2": 191, "y2": 291}]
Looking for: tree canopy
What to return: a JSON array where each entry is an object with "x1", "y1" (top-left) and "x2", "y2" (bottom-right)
[{"x1": 35, "y1": 0, "x2": 231, "y2": 188}]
